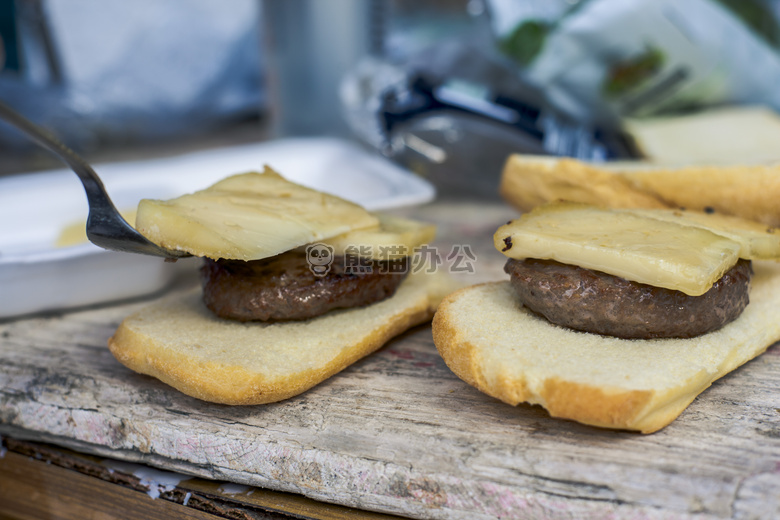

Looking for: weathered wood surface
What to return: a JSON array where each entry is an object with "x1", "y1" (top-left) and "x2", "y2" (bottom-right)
[
  {"x1": 1, "y1": 202, "x2": 779, "y2": 520},
  {"x1": 1, "y1": 438, "x2": 404, "y2": 519}
]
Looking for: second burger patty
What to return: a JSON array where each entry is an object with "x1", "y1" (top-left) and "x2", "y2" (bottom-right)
[
  {"x1": 505, "y1": 258, "x2": 752, "y2": 339},
  {"x1": 201, "y1": 251, "x2": 408, "y2": 322}
]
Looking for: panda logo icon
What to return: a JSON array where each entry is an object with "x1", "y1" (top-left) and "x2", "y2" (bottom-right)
[{"x1": 306, "y1": 243, "x2": 334, "y2": 276}]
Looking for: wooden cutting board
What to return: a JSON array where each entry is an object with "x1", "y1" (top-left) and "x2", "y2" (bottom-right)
[{"x1": 1, "y1": 202, "x2": 778, "y2": 519}]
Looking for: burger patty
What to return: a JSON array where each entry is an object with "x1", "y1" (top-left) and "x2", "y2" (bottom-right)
[
  {"x1": 504, "y1": 258, "x2": 752, "y2": 339},
  {"x1": 201, "y1": 251, "x2": 408, "y2": 322}
]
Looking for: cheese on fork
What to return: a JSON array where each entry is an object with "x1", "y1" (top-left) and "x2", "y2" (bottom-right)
[{"x1": 135, "y1": 167, "x2": 380, "y2": 261}]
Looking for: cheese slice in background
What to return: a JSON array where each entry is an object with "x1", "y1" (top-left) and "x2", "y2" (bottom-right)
[{"x1": 136, "y1": 167, "x2": 380, "y2": 261}]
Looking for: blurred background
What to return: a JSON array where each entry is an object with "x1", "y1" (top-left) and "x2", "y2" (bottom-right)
[{"x1": 3, "y1": 0, "x2": 780, "y2": 198}]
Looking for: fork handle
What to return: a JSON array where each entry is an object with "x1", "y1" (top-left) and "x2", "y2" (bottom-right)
[
  {"x1": 0, "y1": 101, "x2": 114, "y2": 209},
  {"x1": 0, "y1": 101, "x2": 188, "y2": 258}
]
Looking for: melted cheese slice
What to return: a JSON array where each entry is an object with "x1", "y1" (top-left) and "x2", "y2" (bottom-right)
[
  {"x1": 494, "y1": 202, "x2": 742, "y2": 296},
  {"x1": 136, "y1": 167, "x2": 379, "y2": 261}
]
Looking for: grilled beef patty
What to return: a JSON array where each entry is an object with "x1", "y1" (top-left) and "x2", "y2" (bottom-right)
[
  {"x1": 201, "y1": 251, "x2": 408, "y2": 322},
  {"x1": 504, "y1": 258, "x2": 752, "y2": 339}
]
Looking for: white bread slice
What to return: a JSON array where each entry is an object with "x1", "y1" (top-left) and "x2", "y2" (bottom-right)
[
  {"x1": 623, "y1": 165, "x2": 780, "y2": 228},
  {"x1": 499, "y1": 155, "x2": 669, "y2": 214},
  {"x1": 432, "y1": 261, "x2": 780, "y2": 433},
  {"x1": 500, "y1": 154, "x2": 780, "y2": 227},
  {"x1": 109, "y1": 270, "x2": 455, "y2": 405}
]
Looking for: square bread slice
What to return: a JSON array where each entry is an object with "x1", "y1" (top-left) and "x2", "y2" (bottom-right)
[
  {"x1": 109, "y1": 269, "x2": 455, "y2": 405},
  {"x1": 432, "y1": 261, "x2": 780, "y2": 433}
]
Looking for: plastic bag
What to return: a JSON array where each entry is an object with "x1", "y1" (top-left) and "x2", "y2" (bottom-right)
[{"x1": 489, "y1": 0, "x2": 780, "y2": 124}]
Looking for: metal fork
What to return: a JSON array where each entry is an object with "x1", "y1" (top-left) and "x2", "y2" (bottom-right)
[{"x1": 0, "y1": 101, "x2": 190, "y2": 259}]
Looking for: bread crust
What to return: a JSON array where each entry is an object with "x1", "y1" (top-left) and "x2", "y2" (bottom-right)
[
  {"x1": 432, "y1": 262, "x2": 780, "y2": 433},
  {"x1": 109, "y1": 270, "x2": 453, "y2": 405},
  {"x1": 500, "y1": 154, "x2": 780, "y2": 227},
  {"x1": 625, "y1": 165, "x2": 780, "y2": 227},
  {"x1": 499, "y1": 155, "x2": 669, "y2": 213}
]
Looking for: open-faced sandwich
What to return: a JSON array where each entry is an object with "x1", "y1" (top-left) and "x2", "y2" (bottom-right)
[
  {"x1": 108, "y1": 167, "x2": 452, "y2": 405},
  {"x1": 432, "y1": 201, "x2": 780, "y2": 433}
]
